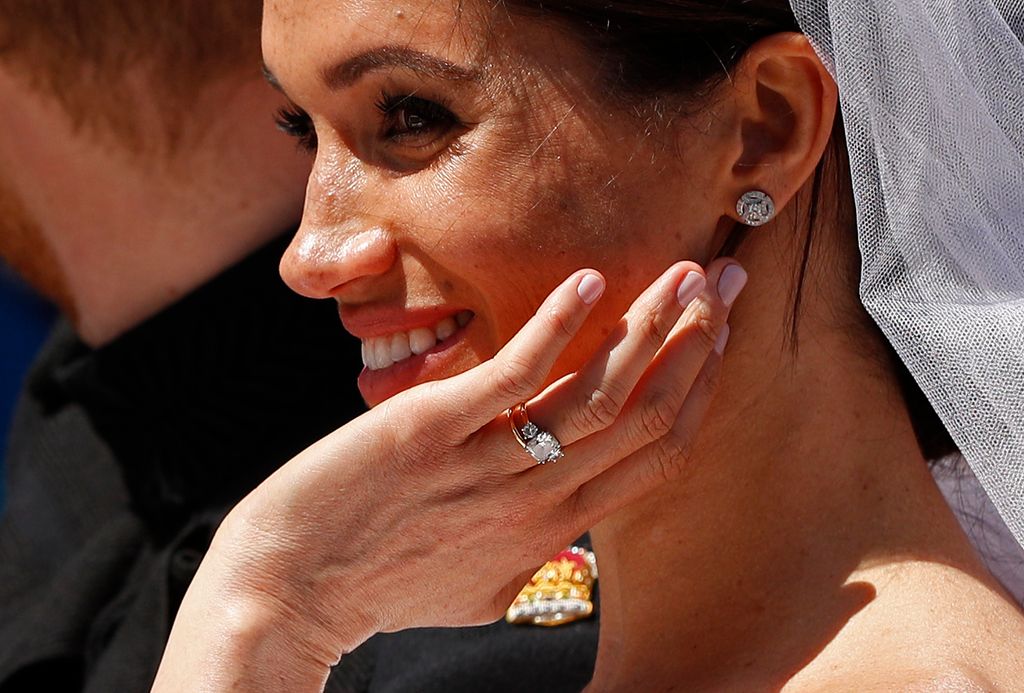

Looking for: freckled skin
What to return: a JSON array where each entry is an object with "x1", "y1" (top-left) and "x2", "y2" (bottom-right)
[
  {"x1": 160, "y1": 5, "x2": 1024, "y2": 688},
  {"x1": 264, "y1": 0, "x2": 731, "y2": 402}
]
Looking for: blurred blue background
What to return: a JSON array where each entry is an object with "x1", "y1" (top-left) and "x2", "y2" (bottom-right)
[{"x1": 0, "y1": 263, "x2": 56, "y2": 512}]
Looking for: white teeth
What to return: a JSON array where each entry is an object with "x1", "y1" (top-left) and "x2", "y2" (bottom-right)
[
  {"x1": 409, "y1": 328, "x2": 436, "y2": 355},
  {"x1": 361, "y1": 312, "x2": 474, "y2": 371},
  {"x1": 373, "y1": 337, "x2": 393, "y2": 370},
  {"x1": 390, "y1": 333, "x2": 412, "y2": 362},
  {"x1": 435, "y1": 317, "x2": 456, "y2": 341}
]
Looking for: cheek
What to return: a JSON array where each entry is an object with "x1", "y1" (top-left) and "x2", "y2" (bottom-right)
[
  {"x1": 487, "y1": 144, "x2": 681, "y2": 352},
  {"x1": 428, "y1": 150, "x2": 618, "y2": 344},
  {"x1": 349, "y1": 88, "x2": 708, "y2": 378},
  {"x1": 401, "y1": 124, "x2": 684, "y2": 374}
]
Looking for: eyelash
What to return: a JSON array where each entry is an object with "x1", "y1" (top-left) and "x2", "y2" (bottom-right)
[
  {"x1": 274, "y1": 106, "x2": 318, "y2": 152},
  {"x1": 373, "y1": 91, "x2": 462, "y2": 144},
  {"x1": 273, "y1": 91, "x2": 464, "y2": 156}
]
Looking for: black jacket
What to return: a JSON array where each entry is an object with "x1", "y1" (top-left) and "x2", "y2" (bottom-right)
[{"x1": 0, "y1": 236, "x2": 597, "y2": 692}]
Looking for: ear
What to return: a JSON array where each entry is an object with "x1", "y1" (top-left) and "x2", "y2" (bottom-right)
[{"x1": 715, "y1": 32, "x2": 838, "y2": 224}]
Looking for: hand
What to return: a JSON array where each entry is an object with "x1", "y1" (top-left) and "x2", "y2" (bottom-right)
[{"x1": 152, "y1": 258, "x2": 745, "y2": 691}]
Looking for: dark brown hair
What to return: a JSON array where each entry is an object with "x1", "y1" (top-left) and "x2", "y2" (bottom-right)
[{"x1": 502, "y1": 0, "x2": 956, "y2": 460}]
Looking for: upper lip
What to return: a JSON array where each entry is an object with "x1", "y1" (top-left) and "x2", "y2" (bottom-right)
[{"x1": 339, "y1": 304, "x2": 470, "y2": 339}]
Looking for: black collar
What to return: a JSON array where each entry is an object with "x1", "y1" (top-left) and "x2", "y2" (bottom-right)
[{"x1": 33, "y1": 234, "x2": 366, "y2": 537}]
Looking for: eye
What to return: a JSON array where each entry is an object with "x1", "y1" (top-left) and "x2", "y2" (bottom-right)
[
  {"x1": 274, "y1": 105, "x2": 318, "y2": 153},
  {"x1": 374, "y1": 92, "x2": 462, "y2": 147}
]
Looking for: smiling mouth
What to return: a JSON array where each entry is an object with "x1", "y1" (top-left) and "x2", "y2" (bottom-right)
[{"x1": 360, "y1": 310, "x2": 474, "y2": 371}]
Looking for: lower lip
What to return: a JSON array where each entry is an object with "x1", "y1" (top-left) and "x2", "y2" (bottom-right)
[{"x1": 357, "y1": 322, "x2": 472, "y2": 406}]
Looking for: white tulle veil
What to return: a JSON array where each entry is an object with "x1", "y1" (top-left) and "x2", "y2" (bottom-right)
[{"x1": 788, "y1": 0, "x2": 1024, "y2": 602}]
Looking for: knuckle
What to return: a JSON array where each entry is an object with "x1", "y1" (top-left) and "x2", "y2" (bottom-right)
[
  {"x1": 491, "y1": 355, "x2": 540, "y2": 401},
  {"x1": 649, "y1": 434, "x2": 691, "y2": 485},
  {"x1": 638, "y1": 304, "x2": 674, "y2": 350},
  {"x1": 692, "y1": 358, "x2": 723, "y2": 401},
  {"x1": 417, "y1": 383, "x2": 463, "y2": 437},
  {"x1": 577, "y1": 383, "x2": 628, "y2": 432},
  {"x1": 523, "y1": 481, "x2": 564, "y2": 510},
  {"x1": 544, "y1": 302, "x2": 578, "y2": 341},
  {"x1": 690, "y1": 306, "x2": 721, "y2": 352},
  {"x1": 386, "y1": 404, "x2": 452, "y2": 465},
  {"x1": 636, "y1": 392, "x2": 677, "y2": 441}
]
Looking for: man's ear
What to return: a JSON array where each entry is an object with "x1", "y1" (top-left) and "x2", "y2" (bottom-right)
[{"x1": 714, "y1": 32, "x2": 838, "y2": 223}]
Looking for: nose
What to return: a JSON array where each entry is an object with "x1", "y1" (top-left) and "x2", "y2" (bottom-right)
[
  {"x1": 281, "y1": 149, "x2": 400, "y2": 299},
  {"x1": 280, "y1": 151, "x2": 399, "y2": 296},
  {"x1": 280, "y1": 220, "x2": 398, "y2": 299}
]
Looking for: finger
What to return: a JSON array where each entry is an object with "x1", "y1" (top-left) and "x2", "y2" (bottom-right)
[
  {"x1": 538, "y1": 259, "x2": 742, "y2": 486},
  {"x1": 485, "y1": 259, "x2": 718, "y2": 475},
  {"x1": 433, "y1": 269, "x2": 606, "y2": 434},
  {"x1": 568, "y1": 345, "x2": 725, "y2": 528},
  {"x1": 525, "y1": 261, "x2": 706, "y2": 448}
]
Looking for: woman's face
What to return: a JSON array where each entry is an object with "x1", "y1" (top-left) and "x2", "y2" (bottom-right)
[{"x1": 263, "y1": 0, "x2": 731, "y2": 406}]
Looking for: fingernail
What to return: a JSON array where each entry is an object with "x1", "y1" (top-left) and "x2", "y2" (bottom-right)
[
  {"x1": 577, "y1": 273, "x2": 605, "y2": 305},
  {"x1": 676, "y1": 271, "x2": 706, "y2": 308},
  {"x1": 715, "y1": 323, "x2": 731, "y2": 354},
  {"x1": 717, "y1": 265, "x2": 748, "y2": 307}
]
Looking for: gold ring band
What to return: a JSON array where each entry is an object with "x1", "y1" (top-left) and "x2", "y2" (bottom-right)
[{"x1": 507, "y1": 402, "x2": 564, "y2": 465}]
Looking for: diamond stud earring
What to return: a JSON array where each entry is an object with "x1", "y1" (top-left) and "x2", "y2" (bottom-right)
[{"x1": 736, "y1": 190, "x2": 776, "y2": 226}]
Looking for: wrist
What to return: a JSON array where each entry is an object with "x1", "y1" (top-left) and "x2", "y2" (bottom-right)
[
  {"x1": 154, "y1": 572, "x2": 334, "y2": 692},
  {"x1": 215, "y1": 575, "x2": 379, "y2": 671},
  {"x1": 207, "y1": 504, "x2": 381, "y2": 663},
  {"x1": 154, "y1": 510, "x2": 381, "y2": 692}
]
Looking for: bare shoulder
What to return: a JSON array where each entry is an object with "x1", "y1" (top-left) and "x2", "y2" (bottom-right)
[{"x1": 784, "y1": 560, "x2": 1024, "y2": 692}]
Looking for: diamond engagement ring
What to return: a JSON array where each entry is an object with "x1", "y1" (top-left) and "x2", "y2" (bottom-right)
[{"x1": 508, "y1": 402, "x2": 564, "y2": 465}]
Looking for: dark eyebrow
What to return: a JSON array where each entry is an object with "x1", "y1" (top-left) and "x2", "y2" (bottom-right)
[{"x1": 321, "y1": 45, "x2": 479, "y2": 89}]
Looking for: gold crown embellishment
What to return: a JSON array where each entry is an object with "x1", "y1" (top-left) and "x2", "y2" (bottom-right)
[{"x1": 506, "y1": 546, "x2": 597, "y2": 627}]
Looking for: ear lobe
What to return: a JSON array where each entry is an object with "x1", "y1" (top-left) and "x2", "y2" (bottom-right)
[{"x1": 725, "y1": 33, "x2": 838, "y2": 222}]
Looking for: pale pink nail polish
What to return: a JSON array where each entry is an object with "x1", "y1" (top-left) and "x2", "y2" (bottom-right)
[
  {"x1": 677, "y1": 271, "x2": 706, "y2": 307},
  {"x1": 718, "y1": 265, "x2": 748, "y2": 307},
  {"x1": 577, "y1": 274, "x2": 605, "y2": 305}
]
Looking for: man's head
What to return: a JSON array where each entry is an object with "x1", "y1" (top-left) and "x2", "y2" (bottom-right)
[
  {"x1": 0, "y1": 1, "x2": 313, "y2": 345},
  {"x1": 0, "y1": 1, "x2": 264, "y2": 144}
]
